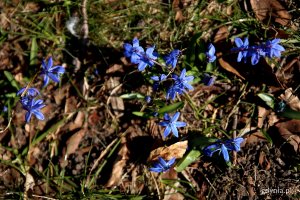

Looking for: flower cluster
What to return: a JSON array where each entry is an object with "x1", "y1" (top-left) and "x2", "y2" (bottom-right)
[
  {"x1": 203, "y1": 137, "x2": 244, "y2": 162},
  {"x1": 231, "y1": 38, "x2": 285, "y2": 65},
  {"x1": 17, "y1": 57, "x2": 65, "y2": 123},
  {"x1": 124, "y1": 38, "x2": 194, "y2": 101},
  {"x1": 124, "y1": 38, "x2": 245, "y2": 172}
]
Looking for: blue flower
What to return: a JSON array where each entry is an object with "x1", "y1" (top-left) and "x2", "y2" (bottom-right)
[
  {"x1": 224, "y1": 137, "x2": 244, "y2": 151},
  {"x1": 202, "y1": 73, "x2": 216, "y2": 86},
  {"x1": 249, "y1": 46, "x2": 266, "y2": 65},
  {"x1": 166, "y1": 84, "x2": 183, "y2": 100},
  {"x1": 137, "y1": 46, "x2": 158, "y2": 71},
  {"x1": 166, "y1": 69, "x2": 193, "y2": 100},
  {"x1": 145, "y1": 96, "x2": 151, "y2": 103},
  {"x1": 231, "y1": 37, "x2": 249, "y2": 62},
  {"x1": 203, "y1": 137, "x2": 244, "y2": 162},
  {"x1": 41, "y1": 57, "x2": 65, "y2": 87},
  {"x1": 264, "y1": 38, "x2": 285, "y2": 58},
  {"x1": 173, "y1": 68, "x2": 194, "y2": 91},
  {"x1": 2, "y1": 106, "x2": 8, "y2": 113},
  {"x1": 206, "y1": 44, "x2": 216, "y2": 63},
  {"x1": 21, "y1": 98, "x2": 46, "y2": 123},
  {"x1": 149, "y1": 157, "x2": 176, "y2": 173},
  {"x1": 123, "y1": 38, "x2": 144, "y2": 64},
  {"x1": 158, "y1": 112, "x2": 186, "y2": 138},
  {"x1": 17, "y1": 87, "x2": 40, "y2": 97},
  {"x1": 151, "y1": 74, "x2": 167, "y2": 91},
  {"x1": 164, "y1": 49, "x2": 181, "y2": 68}
]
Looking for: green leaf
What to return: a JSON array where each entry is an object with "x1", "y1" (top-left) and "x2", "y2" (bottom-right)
[
  {"x1": 120, "y1": 93, "x2": 144, "y2": 99},
  {"x1": 30, "y1": 37, "x2": 38, "y2": 66},
  {"x1": 4, "y1": 71, "x2": 20, "y2": 90},
  {"x1": 189, "y1": 135, "x2": 218, "y2": 149},
  {"x1": 158, "y1": 102, "x2": 184, "y2": 114},
  {"x1": 175, "y1": 149, "x2": 201, "y2": 172},
  {"x1": 257, "y1": 93, "x2": 275, "y2": 109},
  {"x1": 132, "y1": 111, "x2": 151, "y2": 118},
  {"x1": 279, "y1": 107, "x2": 300, "y2": 120},
  {"x1": 261, "y1": 129, "x2": 273, "y2": 145}
]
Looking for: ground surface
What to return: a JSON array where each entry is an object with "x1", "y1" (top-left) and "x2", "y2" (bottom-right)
[{"x1": 0, "y1": 0, "x2": 300, "y2": 199}]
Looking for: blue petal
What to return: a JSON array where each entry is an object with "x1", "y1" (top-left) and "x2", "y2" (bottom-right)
[
  {"x1": 132, "y1": 38, "x2": 139, "y2": 47},
  {"x1": 151, "y1": 76, "x2": 159, "y2": 81},
  {"x1": 33, "y1": 110, "x2": 45, "y2": 120},
  {"x1": 43, "y1": 75, "x2": 50, "y2": 87},
  {"x1": 158, "y1": 121, "x2": 168, "y2": 127},
  {"x1": 47, "y1": 57, "x2": 53, "y2": 70},
  {"x1": 138, "y1": 62, "x2": 147, "y2": 71},
  {"x1": 221, "y1": 144, "x2": 229, "y2": 162},
  {"x1": 158, "y1": 157, "x2": 168, "y2": 167},
  {"x1": 163, "y1": 126, "x2": 171, "y2": 138},
  {"x1": 171, "y1": 124, "x2": 179, "y2": 137},
  {"x1": 171, "y1": 112, "x2": 180, "y2": 122},
  {"x1": 48, "y1": 73, "x2": 60, "y2": 83},
  {"x1": 234, "y1": 38, "x2": 243, "y2": 47},
  {"x1": 166, "y1": 157, "x2": 176, "y2": 167},
  {"x1": 25, "y1": 112, "x2": 32, "y2": 123},
  {"x1": 175, "y1": 121, "x2": 186, "y2": 128},
  {"x1": 149, "y1": 167, "x2": 163, "y2": 173}
]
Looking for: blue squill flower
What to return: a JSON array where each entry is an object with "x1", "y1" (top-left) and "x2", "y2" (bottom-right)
[
  {"x1": 166, "y1": 69, "x2": 194, "y2": 100},
  {"x1": 149, "y1": 157, "x2": 176, "y2": 173},
  {"x1": 123, "y1": 38, "x2": 144, "y2": 64},
  {"x1": 151, "y1": 74, "x2": 167, "y2": 91},
  {"x1": 17, "y1": 87, "x2": 40, "y2": 97},
  {"x1": 173, "y1": 68, "x2": 194, "y2": 91},
  {"x1": 202, "y1": 73, "x2": 216, "y2": 86},
  {"x1": 21, "y1": 98, "x2": 46, "y2": 123},
  {"x1": 231, "y1": 37, "x2": 249, "y2": 62},
  {"x1": 249, "y1": 46, "x2": 266, "y2": 65},
  {"x1": 164, "y1": 49, "x2": 181, "y2": 68},
  {"x1": 206, "y1": 44, "x2": 216, "y2": 63},
  {"x1": 203, "y1": 137, "x2": 244, "y2": 162},
  {"x1": 41, "y1": 57, "x2": 65, "y2": 87},
  {"x1": 158, "y1": 112, "x2": 186, "y2": 138},
  {"x1": 264, "y1": 38, "x2": 285, "y2": 58},
  {"x1": 137, "y1": 46, "x2": 158, "y2": 71}
]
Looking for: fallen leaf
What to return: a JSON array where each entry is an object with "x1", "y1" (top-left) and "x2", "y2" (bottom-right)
[
  {"x1": 106, "y1": 137, "x2": 128, "y2": 187},
  {"x1": 106, "y1": 64, "x2": 124, "y2": 74},
  {"x1": 66, "y1": 129, "x2": 86, "y2": 156},
  {"x1": 275, "y1": 120, "x2": 300, "y2": 153},
  {"x1": 250, "y1": 0, "x2": 291, "y2": 26},
  {"x1": 258, "y1": 151, "x2": 271, "y2": 170},
  {"x1": 106, "y1": 77, "x2": 124, "y2": 118},
  {"x1": 214, "y1": 26, "x2": 229, "y2": 43},
  {"x1": 147, "y1": 140, "x2": 188, "y2": 162},
  {"x1": 217, "y1": 52, "x2": 245, "y2": 80},
  {"x1": 280, "y1": 88, "x2": 300, "y2": 111},
  {"x1": 69, "y1": 111, "x2": 85, "y2": 131}
]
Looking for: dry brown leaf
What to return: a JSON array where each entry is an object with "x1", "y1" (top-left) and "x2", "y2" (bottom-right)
[
  {"x1": 280, "y1": 88, "x2": 300, "y2": 111},
  {"x1": 217, "y1": 52, "x2": 245, "y2": 80},
  {"x1": 106, "y1": 64, "x2": 124, "y2": 74},
  {"x1": 65, "y1": 96, "x2": 78, "y2": 113},
  {"x1": 275, "y1": 120, "x2": 300, "y2": 153},
  {"x1": 214, "y1": 26, "x2": 229, "y2": 43},
  {"x1": 66, "y1": 129, "x2": 86, "y2": 156},
  {"x1": 258, "y1": 151, "x2": 271, "y2": 170},
  {"x1": 258, "y1": 106, "x2": 268, "y2": 128},
  {"x1": 147, "y1": 140, "x2": 188, "y2": 162},
  {"x1": 69, "y1": 111, "x2": 85, "y2": 131},
  {"x1": 250, "y1": 0, "x2": 291, "y2": 26},
  {"x1": 107, "y1": 77, "x2": 124, "y2": 118},
  {"x1": 106, "y1": 137, "x2": 128, "y2": 187}
]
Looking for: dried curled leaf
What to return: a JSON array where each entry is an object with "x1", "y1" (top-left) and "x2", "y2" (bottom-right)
[{"x1": 147, "y1": 140, "x2": 188, "y2": 162}]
